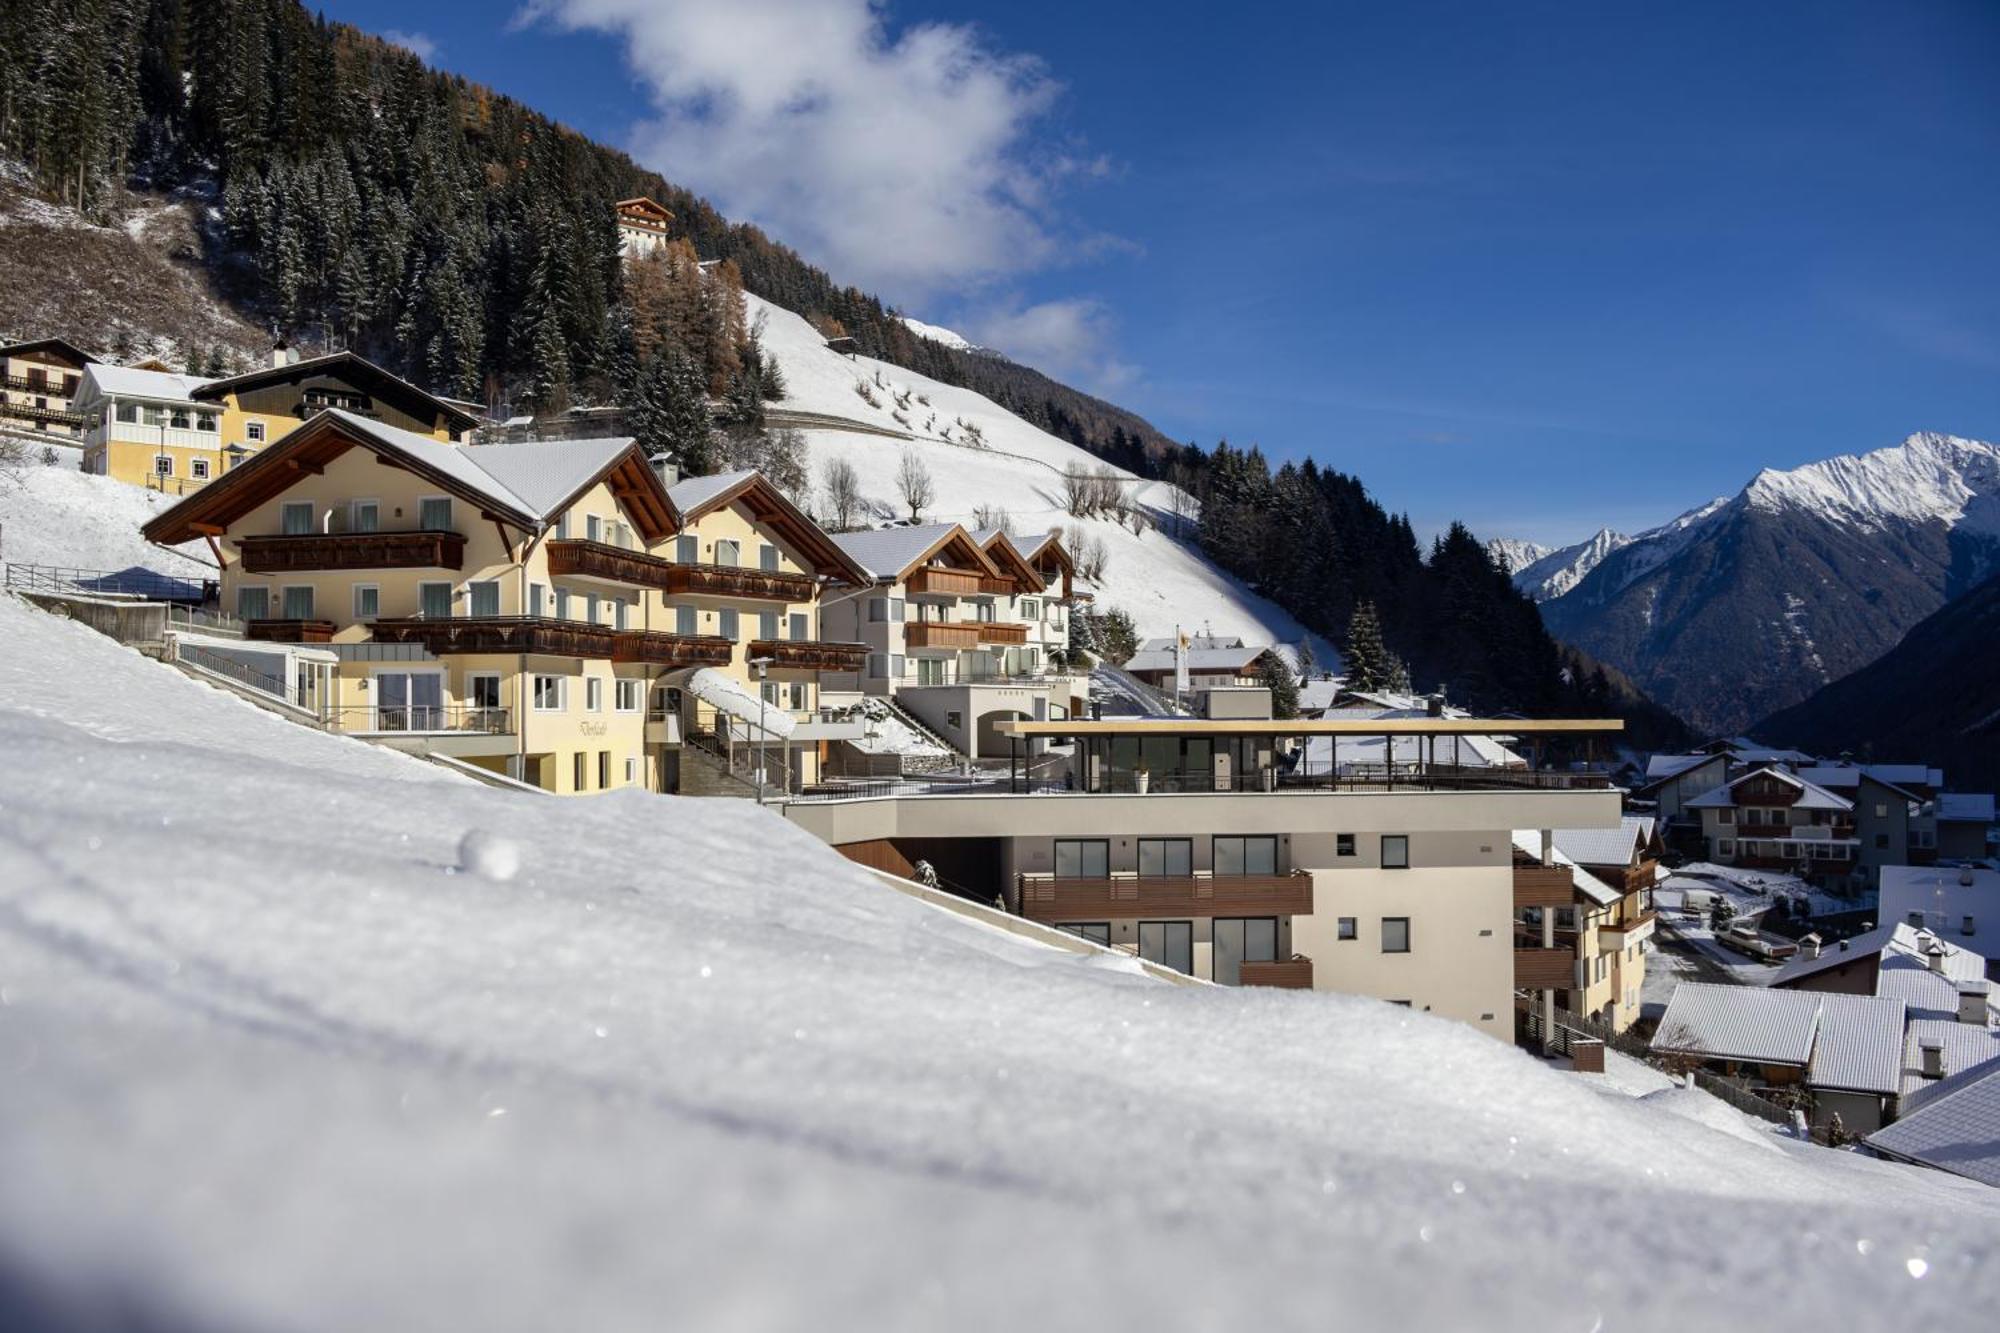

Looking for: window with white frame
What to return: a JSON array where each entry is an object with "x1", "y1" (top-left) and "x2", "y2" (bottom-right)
[
  {"x1": 349, "y1": 500, "x2": 379, "y2": 533},
  {"x1": 419, "y1": 582, "x2": 452, "y2": 619},
  {"x1": 789, "y1": 612, "x2": 809, "y2": 640},
  {"x1": 533, "y1": 675, "x2": 565, "y2": 712},
  {"x1": 281, "y1": 586, "x2": 314, "y2": 620},
  {"x1": 190, "y1": 458, "x2": 210, "y2": 480},
  {"x1": 528, "y1": 582, "x2": 547, "y2": 616},
  {"x1": 719, "y1": 609, "x2": 739, "y2": 640},
  {"x1": 715, "y1": 539, "x2": 740, "y2": 567},
  {"x1": 467, "y1": 580, "x2": 501, "y2": 617},
  {"x1": 418, "y1": 497, "x2": 452, "y2": 531},
  {"x1": 676, "y1": 605, "x2": 698, "y2": 635},
  {"x1": 152, "y1": 454, "x2": 174, "y2": 477},
  {"x1": 760, "y1": 544, "x2": 779, "y2": 571},
  {"x1": 586, "y1": 515, "x2": 602, "y2": 543},
  {"x1": 615, "y1": 679, "x2": 643, "y2": 712},
  {"x1": 245, "y1": 421, "x2": 265, "y2": 442},
  {"x1": 675, "y1": 535, "x2": 697, "y2": 563},
  {"x1": 586, "y1": 678, "x2": 603, "y2": 712},
  {"x1": 625, "y1": 757, "x2": 639, "y2": 784},
  {"x1": 236, "y1": 585, "x2": 269, "y2": 620},
  {"x1": 759, "y1": 611, "x2": 778, "y2": 640},
  {"x1": 353, "y1": 585, "x2": 380, "y2": 619},
  {"x1": 281, "y1": 501, "x2": 314, "y2": 535}
]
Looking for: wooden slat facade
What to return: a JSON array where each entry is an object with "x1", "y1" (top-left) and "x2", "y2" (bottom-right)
[
  {"x1": 905, "y1": 622, "x2": 982, "y2": 650},
  {"x1": 1514, "y1": 947, "x2": 1576, "y2": 990},
  {"x1": 976, "y1": 622, "x2": 1029, "y2": 645},
  {"x1": 1016, "y1": 871, "x2": 1313, "y2": 922},
  {"x1": 1512, "y1": 864, "x2": 1575, "y2": 909},
  {"x1": 906, "y1": 567, "x2": 985, "y2": 598},
  {"x1": 1240, "y1": 956, "x2": 1314, "y2": 989}
]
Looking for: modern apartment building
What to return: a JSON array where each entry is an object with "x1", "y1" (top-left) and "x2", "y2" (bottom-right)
[
  {"x1": 141, "y1": 410, "x2": 868, "y2": 795},
  {"x1": 783, "y1": 711, "x2": 1623, "y2": 1039},
  {"x1": 818, "y1": 522, "x2": 1088, "y2": 758},
  {"x1": 79, "y1": 348, "x2": 475, "y2": 493},
  {"x1": 0, "y1": 337, "x2": 94, "y2": 439}
]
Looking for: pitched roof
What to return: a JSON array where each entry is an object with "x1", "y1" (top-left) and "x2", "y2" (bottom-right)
[
  {"x1": 1936, "y1": 793, "x2": 1996, "y2": 824},
  {"x1": 1126, "y1": 645, "x2": 1275, "y2": 674},
  {"x1": 142, "y1": 411, "x2": 672, "y2": 545},
  {"x1": 1645, "y1": 753, "x2": 1715, "y2": 781},
  {"x1": 1651, "y1": 983, "x2": 1823, "y2": 1066},
  {"x1": 1550, "y1": 816, "x2": 1656, "y2": 871},
  {"x1": 189, "y1": 351, "x2": 481, "y2": 432},
  {"x1": 971, "y1": 529, "x2": 1045, "y2": 592},
  {"x1": 80, "y1": 363, "x2": 212, "y2": 401},
  {"x1": 1791, "y1": 766, "x2": 1926, "y2": 802},
  {"x1": 667, "y1": 470, "x2": 872, "y2": 585},
  {"x1": 1898, "y1": 1020, "x2": 2000, "y2": 1103},
  {"x1": 1806, "y1": 993, "x2": 1907, "y2": 1095},
  {"x1": 1867, "y1": 1059, "x2": 2000, "y2": 1187},
  {"x1": 616, "y1": 196, "x2": 674, "y2": 223},
  {"x1": 0, "y1": 336, "x2": 96, "y2": 366},
  {"x1": 1684, "y1": 767, "x2": 1852, "y2": 812},
  {"x1": 829, "y1": 523, "x2": 1000, "y2": 583}
]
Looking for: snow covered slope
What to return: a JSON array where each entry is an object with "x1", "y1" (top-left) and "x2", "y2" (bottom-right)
[
  {"x1": 757, "y1": 296, "x2": 1337, "y2": 664},
  {"x1": 0, "y1": 463, "x2": 214, "y2": 574},
  {"x1": 3, "y1": 590, "x2": 1999, "y2": 1328},
  {"x1": 896, "y1": 312, "x2": 977, "y2": 352}
]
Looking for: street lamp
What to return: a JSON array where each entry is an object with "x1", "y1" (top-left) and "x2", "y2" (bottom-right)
[{"x1": 750, "y1": 655, "x2": 774, "y2": 804}]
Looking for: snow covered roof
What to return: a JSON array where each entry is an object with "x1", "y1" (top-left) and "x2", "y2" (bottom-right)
[
  {"x1": 1138, "y1": 634, "x2": 1245, "y2": 653},
  {"x1": 1806, "y1": 993, "x2": 1908, "y2": 1095},
  {"x1": 190, "y1": 351, "x2": 481, "y2": 432},
  {"x1": 1652, "y1": 983, "x2": 1823, "y2": 1066},
  {"x1": 1792, "y1": 766, "x2": 1927, "y2": 801},
  {"x1": 1684, "y1": 768, "x2": 1852, "y2": 813},
  {"x1": 1876, "y1": 952, "x2": 1992, "y2": 1022},
  {"x1": 663, "y1": 471, "x2": 872, "y2": 584},
  {"x1": 1549, "y1": 816, "x2": 1656, "y2": 871},
  {"x1": 666, "y1": 468, "x2": 759, "y2": 517},
  {"x1": 1768, "y1": 922, "x2": 1989, "y2": 995},
  {"x1": 1868, "y1": 1059, "x2": 2000, "y2": 1187},
  {"x1": 465, "y1": 437, "x2": 645, "y2": 516},
  {"x1": 1126, "y1": 644, "x2": 1277, "y2": 675},
  {"x1": 1879, "y1": 866, "x2": 2000, "y2": 942},
  {"x1": 1644, "y1": 753, "x2": 1716, "y2": 781},
  {"x1": 1936, "y1": 793, "x2": 1997, "y2": 824},
  {"x1": 1296, "y1": 678, "x2": 1343, "y2": 714},
  {"x1": 143, "y1": 410, "x2": 674, "y2": 545},
  {"x1": 829, "y1": 523, "x2": 998, "y2": 583},
  {"x1": 1509, "y1": 832, "x2": 1622, "y2": 908},
  {"x1": 79, "y1": 362, "x2": 211, "y2": 402},
  {"x1": 1897, "y1": 1020, "x2": 2000, "y2": 1103}
]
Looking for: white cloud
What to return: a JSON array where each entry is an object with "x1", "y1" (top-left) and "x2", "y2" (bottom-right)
[
  {"x1": 961, "y1": 297, "x2": 1137, "y2": 396},
  {"x1": 517, "y1": 0, "x2": 1086, "y2": 300},
  {"x1": 380, "y1": 30, "x2": 440, "y2": 63}
]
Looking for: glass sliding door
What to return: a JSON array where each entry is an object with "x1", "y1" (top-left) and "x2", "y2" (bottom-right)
[
  {"x1": 1213, "y1": 917, "x2": 1278, "y2": 986},
  {"x1": 375, "y1": 671, "x2": 444, "y2": 731},
  {"x1": 1136, "y1": 838, "x2": 1192, "y2": 878},
  {"x1": 1138, "y1": 920, "x2": 1194, "y2": 975},
  {"x1": 1214, "y1": 835, "x2": 1279, "y2": 876},
  {"x1": 1053, "y1": 839, "x2": 1109, "y2": 879}
]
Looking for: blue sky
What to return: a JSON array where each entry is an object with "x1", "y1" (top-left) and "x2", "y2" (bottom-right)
[{"x1": 319, "y1": 1, "x2": 2000, "y2": 546}]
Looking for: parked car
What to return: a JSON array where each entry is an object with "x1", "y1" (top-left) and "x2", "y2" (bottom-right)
[{"x1": 1718, "y1": 920, "x2": 1799, "y2": 962}]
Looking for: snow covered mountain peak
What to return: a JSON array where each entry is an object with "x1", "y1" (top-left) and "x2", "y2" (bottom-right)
[
  {"x1": 1498, "y1": 527, "x2": 1634, "y2": 602},
  {"x1": 1742, "y1": 431, "x2": 2000, "y2": 535},
  {"x1": 896, "y1": 313, "x2": 982, "y2": 354}
]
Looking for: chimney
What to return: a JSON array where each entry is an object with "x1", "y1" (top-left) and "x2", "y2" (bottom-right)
[
  {"x1": 1919, "y1": 1040, "x2": 1945, "y2": 1079},
  {"x1": 1427, "y1": 693, "x2": 1446, "y2": 718},
  {"x1": 1927, "y1": 941, "x2": 1949, "y2": 974},
  {"x1": 647, "y1": 452, "x2": 680, "y2": 487},
  {"x1": 1802, "y1": 933, "x2": 1823, "y2": 960},
  {"x1": 1957, "y1": 980, "x2": 1988, "y2": 1026},
  {"x1": 271, "y1": 337, "x2": 292, "y2": 369}
]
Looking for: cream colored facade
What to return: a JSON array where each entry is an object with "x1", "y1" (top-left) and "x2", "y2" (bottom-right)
[
  {"x1": 145, "y1": 415, "x2": 867, "y2": 797},
  {"x1": 785, "y1": 783, "x2": 1620, "y2": 1039},
  {"x1": 0, "y1": 338, "x2": 93, "y2": 439}
]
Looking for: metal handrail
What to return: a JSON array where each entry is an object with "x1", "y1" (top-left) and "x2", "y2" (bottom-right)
[
  {"x1": 321, "y1": 705, "x2": 513, "y2": 735},
  {"x1": 4, "y1": 561, "x2": 214, "y2": 601}
]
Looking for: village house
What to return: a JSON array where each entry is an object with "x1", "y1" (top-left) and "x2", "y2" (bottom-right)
[
  {"x1": 1509, "y1": 815, "x2": 1660, "y2": 1034},
  {"x1": 1123, "y1": 634, "x2": 1286, "y2": 695},
  {"x1": 615, "y1": 197, "x2": 674, "y2": 260},
  {"x1": 0, "y1": 336, "x2": 95, "y2": 440},
  {"x1": 816, "y1": 522, "x2": 1089, "y2": 760},
  {"x1": 139, "y1": 411, "x2": 868, "y2": 797},
  {"x1": 1684, "y1": 765, "x2": 1860, "y2": 891}
]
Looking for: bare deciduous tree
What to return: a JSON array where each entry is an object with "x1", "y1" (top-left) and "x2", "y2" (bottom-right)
[
  {"x1": 821, "y1": 456, "x2": 863, "y2": 531},
  {"x1": 1064, "y1": 525, "x2": 1108, "y2": 583},
  {"x1": 1061, "y1": 466, "x2": 1092, "y2": 517},
  {"x1": 896, "y1": 450, "x2": 935, "y2": 522}
]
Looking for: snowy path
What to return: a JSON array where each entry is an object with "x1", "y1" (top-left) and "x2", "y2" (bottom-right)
[{"x1": 0, "y1": 594, "x2": 1995, "y2": 1329}]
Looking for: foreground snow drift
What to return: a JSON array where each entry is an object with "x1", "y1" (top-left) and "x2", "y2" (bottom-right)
[{"x1": 0, "y1": 593, "x2": 1995, "y2": 1331}]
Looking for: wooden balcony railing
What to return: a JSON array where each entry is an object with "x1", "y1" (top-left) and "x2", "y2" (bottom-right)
[
  {"x1": 906, "y1": 567, "x2": 984, "y2": 598},
  {"x1": 1015, "y1": 870, "x2": 1313, "y2": 922},
  {"x1": 239, "y1": 530, "x2": 467, "y2": 573},
  {"x1": 976, "y1": 621, "x2": 1028, "y2": 645},
  {"x1": 1240, "y1": 955, "x2": 1314, "y2": 989},
  {"x1": 664, "y1": 563, "x2": 818, "y2": 602},
  {"x1": 546, "y1": 538, "x2": 676, "y2": 589},
  {"x1": 905, "y1": 621, "x2": 982, "y2": 650},
  {"x1": 370, "y1": 616, "x2": 729, "y2": 666},
  {"x1": 1512, "y1": 863, "x2": 1574, "y2": 909},
  {"x1": 1514, "y1": 947, "x2": 1576, "y2": 990},
  {"x1": 977, "y1": 575, "x2": 1018, "y2": 596},
  {"x1": 748, "y1": 638, "x2": 868, "y2": 672},
  {"x1": 246, "y1": 618, "x2": 338, "y2": 643}
]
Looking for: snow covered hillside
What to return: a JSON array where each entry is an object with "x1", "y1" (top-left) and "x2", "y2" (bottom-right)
[
  {"x1": 3, "y1": 578, "x2": 1999, "y2": 1327},
  {"x1": 895, "y1": 312, "x2": 978, "y2": 352},
  {"x1": 0, "y1": 463, "x2": 214, "y2": 574},
  {"x1": 756, "y1": 296, "x2": 1337, "y2": 664}
]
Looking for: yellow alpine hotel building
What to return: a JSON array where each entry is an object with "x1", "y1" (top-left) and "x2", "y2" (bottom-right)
[{"x1": 142, "y1": 410, "x2": 870, "y2": 795}]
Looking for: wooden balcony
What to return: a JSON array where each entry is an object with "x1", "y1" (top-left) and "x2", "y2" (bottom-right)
[
  {"x1": 1515, "y1": 947, "x2": 1576, "y2": 990},
  {"x1": 748, "y1": 638, "x2": 868, "y2": 672},
  {"x1": 246, "y1": 618, "x2": 337, "y2": 643},
  {"x1": 977, "y1": 575, "x2": 1018, "y2": 596},
  {"x1": 1240, "y1": 956, "x2": 1314, "y2": 989},
  {"x1": 1598, "y1": 912, "x2": 1657, "y2": 947},
  {"x1": 976, "y1": 621, "x2": 1028, "y2": 645},
  {"x1": 665, "y1": 563, "x2": 818, "y2": 602},
  {"x1": 906, "y1": 567, "x2": 984, "y2": 598},
  {"x1": 905, "y1": 621, "x2": 982, "y2": 650},
  {"x1": 1016, "y1": 870, "x2": 1313, "y2": 923},
  {"x1": 369, "y1": 616, "x2": 730, "y2": 666},
  {"x1": 546, "y1": 538, "x2": 676, "y2": 589},
  {"x1": 1512, "y1": 863, "x2": 1575, "y2": 909},
  {"x1": 239, "y1": 530, "x2": 467, "y2": 573}
]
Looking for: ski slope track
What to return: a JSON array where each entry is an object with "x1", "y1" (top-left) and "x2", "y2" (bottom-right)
[
  {"x1": 754, "y1": 296, "x2": 1339, "y2": 668},
  {"x1": 0, "y1": 486, "x2": 1997, "y2": 1330}
]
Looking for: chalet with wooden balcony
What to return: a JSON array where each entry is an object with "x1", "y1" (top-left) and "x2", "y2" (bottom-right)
[
  {"x1": 615, "y1": 196, "x2": 675, "y2": 259},
  {"x1": 0, "y1": 336, "x2": 95, "y2": 440},
  {"x1": 1510, "y1": 816, "x2": 1661, "y2": 1036},
  {"x1": 141, "y1": 410, "x2": 864, "y2": 797},
  {"x1": 1686, "y1": 766, "x2": 1861, "y2": 891},
  {"x1": 818, "y1": 522, "x2": 1088, "y2": 761}
]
